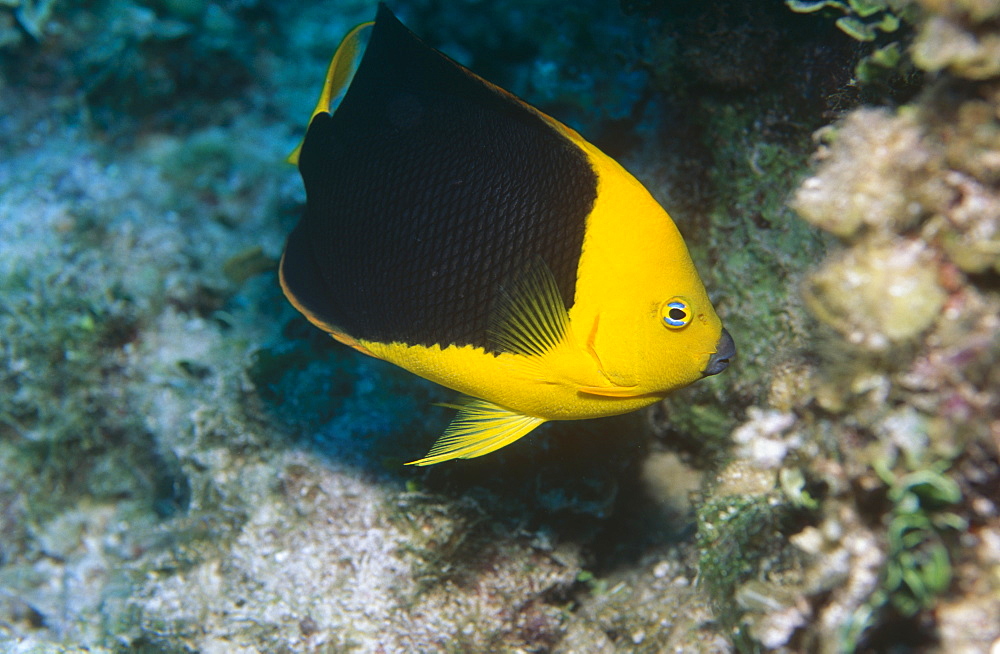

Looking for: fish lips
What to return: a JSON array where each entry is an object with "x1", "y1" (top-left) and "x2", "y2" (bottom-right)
[{"x1": 702, "y1": 328, "x2": 735, "y2": 377}]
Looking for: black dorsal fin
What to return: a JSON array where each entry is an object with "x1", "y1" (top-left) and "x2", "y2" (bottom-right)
[{"x1": 285, "y1": 5, "x2": 597, "y2": 352}]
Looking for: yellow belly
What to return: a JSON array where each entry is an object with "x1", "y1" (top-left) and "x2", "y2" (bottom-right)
[{"x1": 361, "y1": 338, "x2": 664, "y2": 421}]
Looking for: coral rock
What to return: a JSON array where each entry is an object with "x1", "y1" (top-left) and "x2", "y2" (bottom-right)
[
  {"x1": 792, "y1": 110, "x2": 937, "y2": 239},
  {"x1": 803, "y1": 239, "x2": 947, "y2": 349}
]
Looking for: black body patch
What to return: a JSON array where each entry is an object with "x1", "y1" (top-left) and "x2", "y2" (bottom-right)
[{"x1": 283, "y1": 4, "x2": 597, "y2": 352}]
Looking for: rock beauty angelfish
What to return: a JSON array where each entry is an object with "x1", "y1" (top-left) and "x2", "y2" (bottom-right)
[{"x1": 280, "y1": 4, "x2": 736, "y2": 466}]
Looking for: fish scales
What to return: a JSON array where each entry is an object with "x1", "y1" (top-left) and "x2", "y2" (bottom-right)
[{"x1": 295, "y1": 14, "x2": 595, "y2": 351}]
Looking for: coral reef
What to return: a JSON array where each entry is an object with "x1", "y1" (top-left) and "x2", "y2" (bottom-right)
[
  {"x1": 1, "y1": 0, "x2": 998, "y2": 652},
  {"x1": 687, "y1": 0, "x2": 1000, "y2": 650}
]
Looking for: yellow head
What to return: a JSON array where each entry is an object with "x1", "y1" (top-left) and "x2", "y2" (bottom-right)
[{"x1": 565, "y1": 136, "x2": 732, "y2": 399}]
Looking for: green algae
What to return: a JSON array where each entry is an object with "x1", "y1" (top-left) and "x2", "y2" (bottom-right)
[
  {"x1": 696, "y1": 495, "x2": 788, "y2": 607},
  {"x1": 878, "y1": 461, "x2": 964, "y2": 616},
  {"x1": 697, "y1": 101, "x2": 831, "y2": 396},
  {"x1": 786, "y1": 0, "x2": 908, "y2": 41},
  {"x1": 653, "y1": 89, "x2": 835, "y2": 465}
]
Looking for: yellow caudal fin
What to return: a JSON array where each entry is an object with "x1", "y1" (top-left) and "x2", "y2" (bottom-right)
[
  {"x1": 406, "y1": 398, "x2": 546, "y2": 466},
  {"x1": 287, "y1": 21, "x2": 374, "y2": 165}
]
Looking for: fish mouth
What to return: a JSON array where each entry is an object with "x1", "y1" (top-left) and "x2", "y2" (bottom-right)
[{"x1": 702, "y1": 328, "x2": 735, "y2": 377}]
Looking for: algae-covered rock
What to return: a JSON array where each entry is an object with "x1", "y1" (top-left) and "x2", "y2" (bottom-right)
[
  {"x1": 792, "y1": 108, "x2": 944, "y2": 239},
  {"x1": 681, "y1": 0, "x2": 1000, "y2": 649},
  {"x1": 912, "y1": 14, "x2": 1000, "y2": 79},
  {"x1": 803, "y1": 238, "x2": 947, "y2": 349}
]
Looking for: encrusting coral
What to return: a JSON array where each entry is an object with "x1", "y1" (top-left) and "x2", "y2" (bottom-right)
[{"x1": 690, "y1": 0, "x2": 1000, "y2": 649}]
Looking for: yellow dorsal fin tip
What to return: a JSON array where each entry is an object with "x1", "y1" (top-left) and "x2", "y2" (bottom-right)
[{"x1": 286, "y1": 21, "x2": 374, "y2": 166}]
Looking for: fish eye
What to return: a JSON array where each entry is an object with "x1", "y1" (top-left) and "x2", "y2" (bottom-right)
[{"x1": 660, "y1": 297, "x2": 692, "y2": 329}]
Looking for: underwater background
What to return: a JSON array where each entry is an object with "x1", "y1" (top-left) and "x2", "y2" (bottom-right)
[{"x1": 1, "y1": 0, "x2": 998, "y2": 651}]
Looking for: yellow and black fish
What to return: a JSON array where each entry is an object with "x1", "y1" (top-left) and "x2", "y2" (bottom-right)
[{"x1": 280, "y1": 4, "x2": 735, "y2": 466}]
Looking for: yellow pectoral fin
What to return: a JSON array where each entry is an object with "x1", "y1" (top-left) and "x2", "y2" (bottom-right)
[
  {"x1": 407, "y1": 398, "x2": 546, "y2": 466},
  {"x1": 486, "y1": 258, "x2": 619, "y2": 389},
  {"x1": 488, "y1": 258, "x2": 569, "y2": 357}
]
